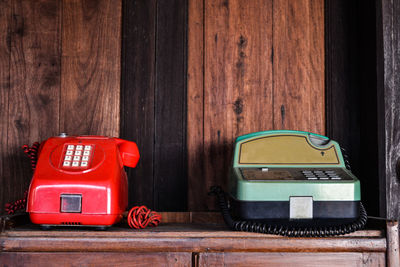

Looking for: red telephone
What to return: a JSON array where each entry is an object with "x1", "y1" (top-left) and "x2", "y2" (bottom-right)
[{"x1": 26, "y1": 134, "x2": 139, "y2": 228}]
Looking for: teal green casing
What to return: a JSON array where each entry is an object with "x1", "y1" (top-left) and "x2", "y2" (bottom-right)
[{"x1": 229, "y1": 130, "x2": 361, "y2": 202}]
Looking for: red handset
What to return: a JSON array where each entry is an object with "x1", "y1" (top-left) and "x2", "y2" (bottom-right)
[{"x1": 26, "y1": 134, "x2": 139, "y2": 227}]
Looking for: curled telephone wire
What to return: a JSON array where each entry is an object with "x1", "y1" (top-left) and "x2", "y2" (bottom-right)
[
  {"x1": 22, "y1": 142, "x2": 40, "y2": 171},
  {"x1": 127, "y1": 206, "x2": 161, "y2": 229},
  {"x1": 5, "y1": 142, "x2": 40, "y2": 214},
  {"x1": 210, "y1": 186, "x2": 367, "y2": 237}
]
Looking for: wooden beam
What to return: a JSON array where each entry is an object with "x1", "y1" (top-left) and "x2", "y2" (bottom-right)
[{"x1": 376, "y1": 0, "x2": 400, "y2": 220}]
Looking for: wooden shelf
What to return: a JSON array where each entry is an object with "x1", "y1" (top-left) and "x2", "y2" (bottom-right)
[{"x1": 1, "y1": 214, "x2": 398, "y2": 266}]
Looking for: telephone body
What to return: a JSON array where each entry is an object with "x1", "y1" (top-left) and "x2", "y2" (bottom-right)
[
  {"x1": 228, "y1": 130, "x2": 361, "y2": 225},
  {"x1": 26, "y1": 135, "x2": 139, "y2": 227}
]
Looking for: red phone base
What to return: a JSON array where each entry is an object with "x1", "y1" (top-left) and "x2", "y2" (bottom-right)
[{"x1": 29, "y1": 213, "x2": 123, "y2": 226}]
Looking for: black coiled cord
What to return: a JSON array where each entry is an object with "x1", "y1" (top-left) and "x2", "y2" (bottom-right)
[{"x1": 210, "y1": 186, "x2": 367, "y2": 237}]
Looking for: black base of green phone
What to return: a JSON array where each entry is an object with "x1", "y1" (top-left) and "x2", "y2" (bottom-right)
[
  {"x1": 210, "y1": 186, "x2": 367, "y2": 237},
  {"x1": 231, "y1": 198, "x2": 360, "y2": 224}
]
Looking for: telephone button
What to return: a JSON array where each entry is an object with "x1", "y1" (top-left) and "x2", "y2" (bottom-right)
[
  {"x1": 73, "y1": 156, "x2": 81, "y2": 161},
  {"x1": 67, "y1": 145, "x2": 75, "y2": 150},
  {"x1": 66, "y1": 150, "x2": 73, "y2": 156},
  {"x1": 74, "y1": 150, "x2": 82, "y2": 156},
  {"x1": 83, "y1": 151, "x2": 90, "y2": 156},
  {"x1": 80, "y1": 161, "x2": 88, "y2": 167},
  {"x1": 64, "y1": 155, "x2": 72, "y2": 161},
  {"x1": 72, "y1": 161, "x2": 79, "y2": 167},
  {"x1": 63, "y1": 161, "x2": 71, "y2": 167},
  {"x1": 84, "y1": 145, "x2": 92, "y2": 151},
  {"x1": 82, "y1": 156, "x2": 89, "y2": 161},
  {"x1": 76, "y1": 145, "x2": 83, "y2": 150}
]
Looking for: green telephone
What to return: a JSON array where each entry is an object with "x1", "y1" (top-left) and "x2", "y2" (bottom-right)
[{"x1": 212, "y1": 130, "x2": 367, "y2": 237}]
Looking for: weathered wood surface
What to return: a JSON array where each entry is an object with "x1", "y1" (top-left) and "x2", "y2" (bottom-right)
[
  {"x1": 120, "y1": 0, "x2": 187, "y2": 211},
  {"x1": 0, "y1": 0, "x2": 11, "y2": 215},
  {"x1": 386, "y1": 221, "x2": 399, "y2": 267},
  {"x1": 325, "y1": 0, "x2": 380, "y2": 217},
  {"x1": 0, "y1": 252, "x2": 192, "y2": 267},
  {"x1": 121, "y1": 0, "x2": 157, "y2": 210},
  {"x1": 60, "y1": 0, "x2": 121, "y2": 136},
  {"x1": 0, "y1": 0, "x2": 122, "y2": 214},
  {"x1": 154, "y1": 0, "x2": 188, "y2": 211},
  {"x1": 1, "y1": 0, "x2": 61, "y2": 213},
  {"x1": 0, "y1": 224, "x2": 386, "y2": 253},
  {"x1": 198, "y1": 252, "x2": 385, "y2": 267},
  {"x1": 188, "y1": 0, "x2": 325, "y2": 210},
  {"x1": 273, "y1": 0, "x2": 324, "y2": 133},
  {"x1": 187, "y1": 0, "x2": 205, "y2": 211},
  {"x1": 376, "y1": 0, "x2": 400, "y2": 220}
]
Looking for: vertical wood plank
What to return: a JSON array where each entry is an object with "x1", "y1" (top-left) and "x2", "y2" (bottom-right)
[
  {"x1": 273, "y1": 0, "x2": 324, "y2": 135},
  {"x1": 61, "y1": 0, "x2": 121, "y2": 136},
  {"x1": 0, "y1": 0, "x2": 11, "y2": 213},
  {"x1": 187, "y1": 0, "x2": 205, "y2": 211},
  {"x1": 325, "y1": 0, "x2": 380, "y2": 216},
  {"x1": 376, "y1": 0, "x2": 400, "y2": 220},
  {"x1": 154, "y1": 0, "x2": 188, "y2": 211},
  {"x1": 5, "y1": 0, "x2": 61, "y2": 211},
  {"x1": 203, "y1": 0, "x2": 273, "y2": 210},
  {"x1": 120, "y1": 0, "x2": 156, "y2": 208}
]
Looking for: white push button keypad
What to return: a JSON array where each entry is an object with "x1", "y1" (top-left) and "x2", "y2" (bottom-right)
[{"x1": 62, "y1": 144, "x2": 93, "y2": 169}]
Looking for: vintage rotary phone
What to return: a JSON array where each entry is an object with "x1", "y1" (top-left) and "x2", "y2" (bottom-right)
[
  {"x1": 26, "y1": 134, "x2": 140, "y2": 228},
  {"x1": 211, "y1": 130, "x2": 367, "y2": 237}
]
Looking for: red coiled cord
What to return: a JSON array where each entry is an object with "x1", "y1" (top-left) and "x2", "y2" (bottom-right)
[
  {"x1": 4, "y1": 142, "x2": 40, "y2": 214},
  {"x1": 22, "y1": 142, "x2": 40, "y2": 171},
  {"x1": 127, "y1": 206, "x2": 161, "y2": 229}
]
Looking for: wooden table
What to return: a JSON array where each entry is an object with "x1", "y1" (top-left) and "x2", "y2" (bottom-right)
[{"x1": 1, "y1": 219, "x2": 398, "y2": 267}]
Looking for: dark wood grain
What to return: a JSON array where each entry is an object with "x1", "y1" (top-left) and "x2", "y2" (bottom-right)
[
  {"x1": 376, "y1": 0, "x2": 400, "y2": 220},
  {"x1": 3, "y1": 0, "x2": 61, "y2": 213},
  {"x1": 120, "y1": 0, "x2": 156, "y2": 209},
  {"x1": 0, "y1": 0, "x2": 11, "y2": 214},
  {"x1": 187, "y1": 0, "x2": 205, "y2": 211},
  {"x1": 198, "y1": 252, "x2": 385, "y2": 267},
  {"x1": 202, "y1": 0, "x2": 274, "y2": 210},
  {"x1": 60, "y1": 0, "x2": 121, "y2": 136},
  {"x1": 154, "y1": 0, "x2": 187, "y2": 211},
  {"x1": 325, "y1": 0, "x2": 380, "y2": 217},
  {"x1": 273, "y1": 0, "x2": 325, "y2": 134},
  {"x1": 0, "y1": 252, "x2": 192, "y2": 267}
]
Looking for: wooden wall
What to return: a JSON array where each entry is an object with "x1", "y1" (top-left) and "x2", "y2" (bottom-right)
[
  {"x1": 0, "y1": 0, "x2": 325, "y2": 213},
  {"x1": 0, "y1": 0, "x2": 121, "y2": 213},
  {"x1": 120, "y1": 0, "x2": 187, "y2": 211},
  {"x1": 188, "y1": 0, "x2": 325, "y2": 210}
]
